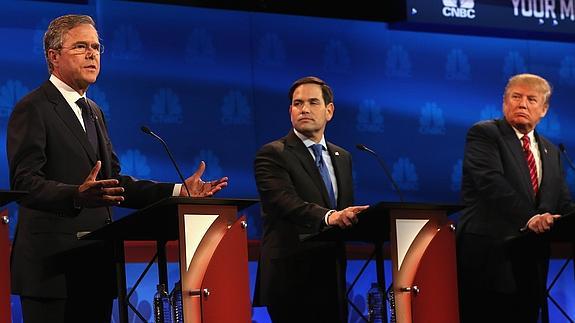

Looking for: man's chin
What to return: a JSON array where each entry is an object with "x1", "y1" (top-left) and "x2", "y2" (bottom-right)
[
  {"x1": 83, "y1": 77, "x2": 98, "y2": 86},
  {"x1": 83, "y1": 71, "x2": 99, "y2": 82},
  {"x1": 295, "y1": 125, "x2": 314, "y2": 134},
  {"x1": 509, "y1": 120, "x2": 533, "y2": 132}
]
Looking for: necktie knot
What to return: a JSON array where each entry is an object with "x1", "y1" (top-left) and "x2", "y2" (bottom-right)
[
  {"x1": 76, "y1": 97, "x2": 89, "y2": 111},
  {"x1": 76, "y1": 98, "x2": 95, "y2": 122},
  {"x1": 522, "y1": 135, "x2": 530, "y2": 148}
]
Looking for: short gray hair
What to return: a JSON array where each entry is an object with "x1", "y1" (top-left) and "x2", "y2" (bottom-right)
[{"x1": 44, "y1": 14, "x2": 96, "y2": 73}]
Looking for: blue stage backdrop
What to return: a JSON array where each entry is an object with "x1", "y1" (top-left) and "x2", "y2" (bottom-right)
[{"x1": 1, "y1": 0, "x2": 575, "y2": 322}]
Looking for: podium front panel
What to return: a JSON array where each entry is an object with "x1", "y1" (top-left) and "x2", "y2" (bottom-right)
[
  {"x1": 1, "y1": 209, "x2": 11, "y2": 323},
  {"x1": 177, "y1": 204, "x2": 250, "y2": 323},
  {"x1": 389, "y1": 208, "x2": 459, "y2": 323},
  {"x1": 411, "y1": 222, "x2": 459, "y2": 322},
  {"x1": 201, "y1": 216, "x2": 251, "y2": 323}
]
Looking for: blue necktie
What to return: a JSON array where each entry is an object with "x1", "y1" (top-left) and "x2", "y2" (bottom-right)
[{"x1": 311, "y1": 144, "x2": 336, "y2": 208}]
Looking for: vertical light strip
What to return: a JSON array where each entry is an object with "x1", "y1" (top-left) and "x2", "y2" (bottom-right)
[
  {"x1": 396, "y1": 219, "x2": 428, "y2": 270},
  {"x1": 183, "y1": 214, "x2": 218, "y2": 270}
]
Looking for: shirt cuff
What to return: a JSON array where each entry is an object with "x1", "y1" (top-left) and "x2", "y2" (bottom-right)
[{"x1": 324, "y1": 209, "x2": 337, "y2": 226}]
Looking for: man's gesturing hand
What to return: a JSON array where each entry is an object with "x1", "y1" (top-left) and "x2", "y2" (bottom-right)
[
  {"x1": 75, "y1": 161, "x2": 125, "y2": 208},
  {"x1": 180, "y1": 161, "x2": 228, "y2": 197}
]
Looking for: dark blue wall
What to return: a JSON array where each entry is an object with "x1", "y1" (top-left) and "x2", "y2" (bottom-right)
[{"x1": 2, "y1": 0, "x2": 574, "y2": 321}]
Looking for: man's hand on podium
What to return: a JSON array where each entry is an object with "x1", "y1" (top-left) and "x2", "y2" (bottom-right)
[
  {"x1": 327, "y1": 205, "x2": 369, "y2": 229},
  {"x1": 524, "y1": 212, "x2": 561, "y2": 234}
]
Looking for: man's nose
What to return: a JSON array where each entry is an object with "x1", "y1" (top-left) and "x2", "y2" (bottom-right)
[
  {"x1": 86, "y1": 49, "x2": 98, "y2": 58},
  {"x1": 300, "y1": 102, "x2": 311, "y2": 113}
]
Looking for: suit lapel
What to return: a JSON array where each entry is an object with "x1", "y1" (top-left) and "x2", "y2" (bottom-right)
[
  {"x1": 285, "y1": 131, "x2": 332, "y2": 207},
  {"x1": 327, "y1": 142, "x2": 347, "y2": 209},
  {"x1": 535, "y1": 132, "x2": 550, "y2": 200},
  {"x1": 498, "y1": 119, "x2": 536, "y2": 202},
  {"x1": 90, "y1": 99, "x2": 112, "y2": 178},
  {"x1": 44, "y1": 81, "x2": 98, "y2": 164}
]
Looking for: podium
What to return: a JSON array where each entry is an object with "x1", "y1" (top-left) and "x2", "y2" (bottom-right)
[
  {"x1": 80, "y1": 196, "x2": 257, "y2": 323},
  {"x1": 546, "y1": 214, "x2": 575, "y2": 323},
  {"x1": 305, "y1": 202, "x2": 461, "y2": 323},
  {"x1": 548, "y1": 213, "x2": 575, "y2": 243},
  {"x1": 505, "y1": 213, "x2": 575, "y2": 323},
  {"x1": 0, "y1": 190, "x2": 27, "y2": 323}
]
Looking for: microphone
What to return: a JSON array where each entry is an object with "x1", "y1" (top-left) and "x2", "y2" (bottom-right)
[
  {"x1": 559, "y1": 143, "x2": 575, "y2": 171},
  {"x1": 356, "y1": 144, "x2": 404, "y2": 202},
  {"x1": 141, "y1": 126, "x2": 191, "y2": 197}
]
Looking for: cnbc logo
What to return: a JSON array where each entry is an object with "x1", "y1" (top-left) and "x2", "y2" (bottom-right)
[{"x1": 442, "y1": 0, "x2": 476, "y2": 19}]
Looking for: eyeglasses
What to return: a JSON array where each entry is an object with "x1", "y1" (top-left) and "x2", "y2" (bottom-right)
[{"x1": 59, "y1": 42, "x2": 104, "y2": 55}]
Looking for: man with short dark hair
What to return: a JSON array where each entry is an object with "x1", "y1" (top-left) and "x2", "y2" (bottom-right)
[{"x1": 253, "y1": 76, "x2": 368, "y2": 323}]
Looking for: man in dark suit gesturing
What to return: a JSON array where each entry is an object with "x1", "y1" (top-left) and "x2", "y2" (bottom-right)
[
  {"x1": 457, "y1": 73, "x2": 575, "y2": 322},
  {"x1": 253, "y1": 76, "x2": 368, "y2": 323},
  {"x1": 7, "y1": 14, "x2": 227, "y2": 323}
]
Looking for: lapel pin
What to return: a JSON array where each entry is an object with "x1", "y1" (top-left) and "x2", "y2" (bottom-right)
[{"x1": 335, "y1": 151, "x2": 340, "y2": 156}]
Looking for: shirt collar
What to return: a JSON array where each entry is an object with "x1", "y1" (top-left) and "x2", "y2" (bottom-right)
[
  {"x1": 49, "y1": 74, "x2": 86, "y2": 104},
  {"x1": 511, "y1": 125, "x2": 536, "y2": 144},
  {"x1": 293, "y1": 129, "x2": 327, "y2": 150}
]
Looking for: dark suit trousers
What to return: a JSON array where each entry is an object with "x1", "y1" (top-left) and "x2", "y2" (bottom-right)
[
  {"x1": 264, "y1": 246, "x2": 347, "y2": 323},
  {"x1": 267, "y1": 301, "x2": 344, "y2": 323},
  {"x1": 458, "y1": 233, "x2": 545, "y2": 323}
]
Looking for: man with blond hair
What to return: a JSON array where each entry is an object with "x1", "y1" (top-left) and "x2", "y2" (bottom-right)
[{"x1": 457, "y1": 73, "x2": 575, "y2": 322}]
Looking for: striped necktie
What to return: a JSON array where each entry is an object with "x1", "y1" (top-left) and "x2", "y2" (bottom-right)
[{"x1": 521, "y1": 135, "x2": 538, "y2": 195}]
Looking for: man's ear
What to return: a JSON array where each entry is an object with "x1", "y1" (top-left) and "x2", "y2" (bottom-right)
[
  {"x1": 326, "y1": 102, "x2": 334, "y2": 121},
  {"x1": 48, "y1": 49, "x2": 59, "y2": 69}
]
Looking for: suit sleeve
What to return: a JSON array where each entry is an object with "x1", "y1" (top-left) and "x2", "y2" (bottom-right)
[
  {"x1": 547, "y1": 147, "x2": 575, "y2": 216},
  {"x1": 117, "y1": 173, "x2": 173, "y2": 209},
  {"x1": 7, "y1": 99, "x2": 78, "y2": 211},
  {"x1": 254, "y1": 143, "x2": 329, "y2": 231},
  {"x1": 95, "y1": 107, "x2": 173, "y2": 209}
]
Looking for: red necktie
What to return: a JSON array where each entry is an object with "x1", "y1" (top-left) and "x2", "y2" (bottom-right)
[{"x1": 521, "y1": 135, "x2": 538, "y2": 195}]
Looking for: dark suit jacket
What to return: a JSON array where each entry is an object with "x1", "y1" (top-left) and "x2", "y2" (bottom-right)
[
  {"x1": 253, "y1": 130, "x2": 354, "y2": 321},
  {"x1": 7, "y1": 80, "x2": 174, "y2": 298},
  {"x1": 457, "y1": 118, "x2": 574, "y2": 294}
]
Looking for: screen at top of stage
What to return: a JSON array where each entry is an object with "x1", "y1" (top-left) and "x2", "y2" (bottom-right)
[{"x1": 406, "y1": 0, "x2": 575, "y2": 36}]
